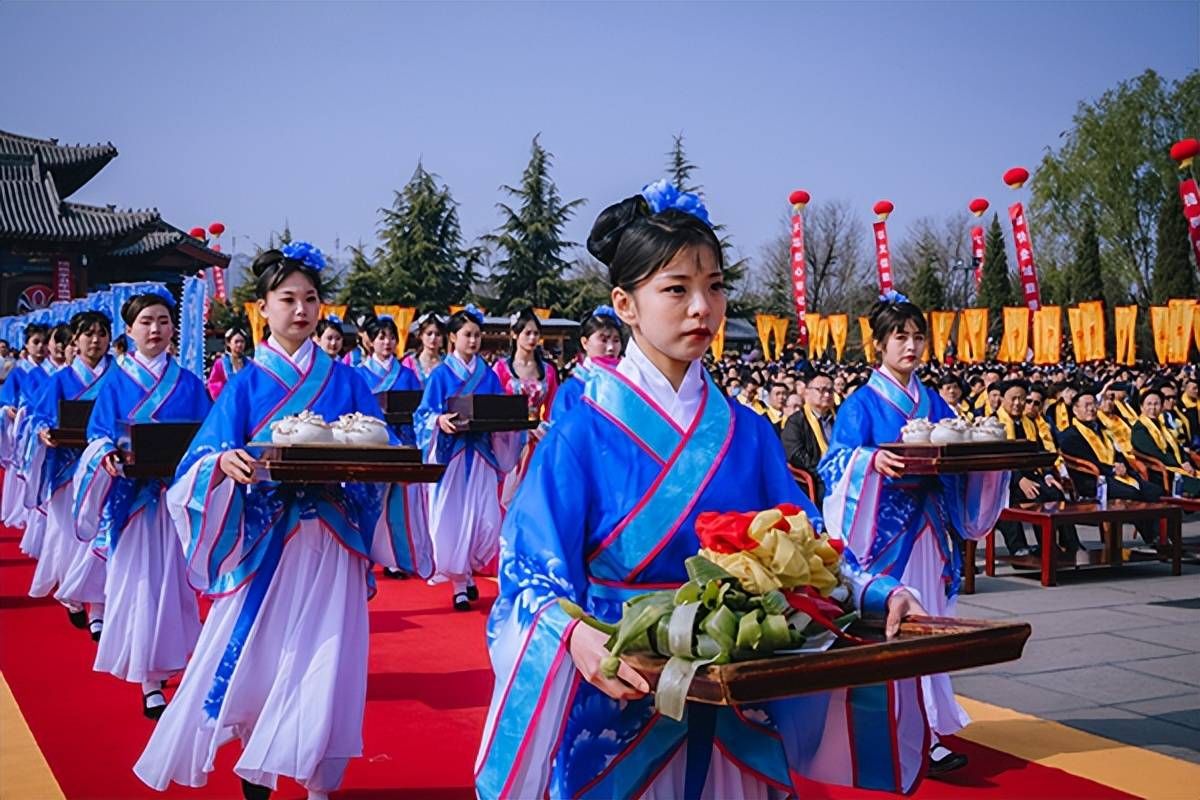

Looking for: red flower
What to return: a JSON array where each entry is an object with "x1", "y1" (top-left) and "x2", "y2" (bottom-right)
[{"x1": 695, "y1": 511, "x2": 759, "y2": 554}]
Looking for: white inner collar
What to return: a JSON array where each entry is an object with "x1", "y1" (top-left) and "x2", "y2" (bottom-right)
[{"x1": 616, "y1": 338, "x2": 704, "y2": 429}]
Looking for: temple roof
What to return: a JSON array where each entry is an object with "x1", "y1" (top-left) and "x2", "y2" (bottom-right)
[
  {"x1": 109, "y1": 221, "x2": 224, "y2": 263},
  {"x1": 0, "y1": 130, "x2": 118, "y2": 198}
]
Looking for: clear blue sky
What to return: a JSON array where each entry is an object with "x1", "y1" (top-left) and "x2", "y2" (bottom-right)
[{"x1": 2, "y1": 1, "x2": 1196, "y2": 272}]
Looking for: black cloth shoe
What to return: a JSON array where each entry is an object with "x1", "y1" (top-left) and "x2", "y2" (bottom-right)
[
  {"x1": 928, "y1": 743, "x2": 968, "y2": 777},
  {"x1": 453, "y1": 592, "x2": 471, "y2": 612},
  {"x1": 382, "y1": 567, "x2": 409, "y2": 580},
  {"x1": 66, "y1": 606, "x2": 87, "y2": 629},
  {"x1": 89, "y1": 619, "x2": 103, "y2": 642},
  {"x1": 142, "y1": 690, "x2": 167, "y2": 721},
  {"x1": 466, "y1": 583, "x2": 479, "y2": 601},
  {"x1": 241, "y1": 778, "x2": 272, "y2": 800}
]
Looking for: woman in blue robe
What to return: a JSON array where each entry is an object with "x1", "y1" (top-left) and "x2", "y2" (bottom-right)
[
  {"x1": 1, "y1": 322, "x2": 56, "y2": 535},
  {"x1": 414, "y1": 305, "x2": 524, "y2": 611},
  {"x1": 355, "y1": 315, "x2": 432, "y2": 580},
  {"x1": 549, "y1": 304, "x2": 624, "y2": 423},
  {"x1": 817, "y1": 294, "x2": 1009, "y2": 775},
  {"x1": 22, "y1": 311, "x2": 113, "y2": 640},
  {"x1": 476, "y1": 185, "x2": 928, "y2": 800},
  {"x1": 135, "y1": 244, "x2": 393, "y2": 800},
  {"x1": 73, "y1": 291, "x2": 211, "y2": 719}
]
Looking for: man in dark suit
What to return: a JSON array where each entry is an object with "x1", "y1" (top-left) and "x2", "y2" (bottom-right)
[{"x1": 781, "y1": 372, "x2": 836, "y2": 502}]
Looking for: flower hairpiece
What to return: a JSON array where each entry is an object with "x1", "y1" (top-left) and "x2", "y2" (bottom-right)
[
  {"x1": 462, "y1": 303, "x2": 485, "y2": 325},
  {"x1": 880, "y1": 289, "x2": 909, "y2": 304},
  {"x1": 641, "y1": 179, "x2": 712, "y2": 227},
  {"x1": 326, "y1": 313, "x2": 342, "y2": 324},
  {"x1": 591, "y1": 304, "x2": 619, "y2": 322},
  {"x1": 281, "y1": 241, "x2": 326, "y2": 271},
  {"x1": 145, "y1": 285, "x2": 176, "y2": 309}
]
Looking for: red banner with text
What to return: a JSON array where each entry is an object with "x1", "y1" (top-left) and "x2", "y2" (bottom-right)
[
  {"x1": 212, "y1": 265, "x2": 228, "y2": 302},
  {"x1": 1179, "y1": 177, "x2": 1200, "y2": 263},
  {"x1": 872, "y1": 221, "x2": 894, "y2": 293},
  {"x1": 54, "y1": 259, "x2": 72, "y2": 301},
  {"x1": 970, "y1": 226, "x2": 985, "y2": 288},
  {"x1": 790, "y1": 212, "x2": 808, "y2": 346},
  {"x1": 1008, "y1": 203, "x2": 1042, "y2": 311}
]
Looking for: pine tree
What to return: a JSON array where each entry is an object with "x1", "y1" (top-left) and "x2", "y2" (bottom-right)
[
  {"x1": 488, "y1": 135, "x2": 586, "y2": 312},
  {"x1": 666, "y1": 133, "x2": 701, "y2": 194},
  {"x1": 977, "y1": 214, "x2": 1014, "y2": 332},
  {"x1": 340, "y1": 244, "x2": 386, "y2": 308},
  {"x1": 1151, "y1": 185, "x2": 1199, "y2": 303},
  {"x1": 1067, "y1": 211, "x2": 1105, "y2": 303},
  {"x1": 907, "y1": 235, "x2": 946, "y2": 311}
]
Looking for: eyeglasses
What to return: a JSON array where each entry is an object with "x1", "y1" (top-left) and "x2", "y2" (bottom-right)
[{"x1": 807, "y1": 386, "x2": 835, "y2": 395}]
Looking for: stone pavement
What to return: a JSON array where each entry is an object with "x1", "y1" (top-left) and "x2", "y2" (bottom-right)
[{"x1": 953, "y1": 516, "x2": 1200, "y2": 764}]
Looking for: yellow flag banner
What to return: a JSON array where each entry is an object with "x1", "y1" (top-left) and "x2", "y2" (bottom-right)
[
  {"x1": 533, "y1": 307, "x2": 552, "y2": 320},
  {"x1": 1032, "y1": 306, "x2": 1061, "y2": 365},
  {"x1": 929, "y1": 311, "x2": 955, "y2": 363},
  {"x1": 827, "y1": 314, "x2": 848, "y2": 362},
  {"x1": 812, "y1": 316, "x2": 832, "y2": 358},
  {"x1": 999, "y1": 307, "x2": 1030, "y2": 363},
  {"x1": 858, "y1": 316, "x2": 874, "y2": 363},
  {"x1": 1167, "y1": 298, "x2": 1197, "y2": 364},
  {"x1": 1068, "y1": 306, "x2": 1085, "y2": 362},
  {"x1": 806, "y1": 313, "x2": 822, "y2": 356},
  {"x1": 377, "y1": 306, "x2": 416, "y2": 353},
  {"x1": 958, "y1": 308, "x2": 988, "y2": 364},
  {"x1": 1150, "y1": 306, "x2": 1169, "y2": 365},
  {"x1": 1113, "y1": 306, "x2": 1138, "y2": 366},
  {"x1": 449, "y1": 305, "x2": 464, "y2": 316},
  {"x1": 710, "y1": 318, "x2": 726, "y2": 360},
  {"x1": 921, "y1": 314, "x2": 930, "y2": 363},
  {"x1": 242, "y1": 301, "x2": 267, "y2": 347},
  {"x1": 770, "y1": 316, "x2": 789, "y2": 361},
  {"x1": 320, "y1": 304, "x2": 348, "y2": 323},
  {"x1": 1078, "y1": 300, "x2": 1105, "y2": 362},
  {"x1": 754, "y1": 314, "x2": 774, "y2": 359}
]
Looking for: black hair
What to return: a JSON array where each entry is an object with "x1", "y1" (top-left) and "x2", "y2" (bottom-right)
[
  {"x1": 808, "y1": 371, "x2": 834, "y2": 385},
  {"x1": 938, "y1": 373, "x2": 962, "y2": 389},
  {"x1": 1072, "y1": 385, "x2": 1098, "y2": 406},
  {"x1": 580, "y1": 310, "x2": 622, "y2": 340},
  {"x1": 24, "y1": 323, "x2": 49, "y2": 340},
  {"x1": 50, "y1": 324, "x2": 73, "y2": 347},
  {"x1": 415, "y1": 311, "x2": 447, "y2": 339},
  {"x1": 587, "y1": 196, "x2": 723, "y2": 290},
  {"x1": 768, "y1": 382, "x2": 787, "y2": 393},
  {"x1": 251, "y1": 248, "x2": 323, "y2": 300},
  {"x1": 1138, "y1": 387, "x2": 1163, "y2": 407},
  {"x1": 69, "y1": 311, "x2": 111, "y2": 339},
  {"x1": 997, "y1": 378, "x2": 1030, "y2": 396},
  {"x1": 1027, "y1": 382, "x2": 1047, "y2": 399},
  {"x1": 121, "y1": 293, "x2": 175, "y2": 327},
  {"x1": 224, "y1": 326, "x2": 248, "y2": 344},
  {"x1": 984, "y1": 366, "x2": 1004, "y2": 378},
  {"x1": 314, "y1": 319, "x2": 343, "y2": 340},
  {"x1": 366, "y1": 317, "x2": 399, "y2": 341},
  {"x1": 867, "y1": 299, "x2": 928, "y2": 347},
  {"x1": 507, "y1": 307, "x2": 548, "y2": 380},
  {"x1": 448, "y1": 309, "x2": 483, "y2": 336}
]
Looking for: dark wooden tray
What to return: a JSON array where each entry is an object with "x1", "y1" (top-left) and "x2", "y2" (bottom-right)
[
  {"x1": 46, "y1": 428, "x2": 88, "y2": 448},
  {"x1": 252, "y1": 461, "x2": 445, "y2": 484},
  {"x1": 118, "y1": 421, "x2": 202, "y2": 479},
  {"x1": 377, "y1": 391, "x2": 422, "y2": 425},
  {"x1": 455, "y1": 419, "x2": 540, "y2": 433},
  {"x1": 882, "y1": 440, "x2": 1055, "y2": 474},
  {"x1": 624, "y1": 616, "x2": 1031, "y2": 706},
  {"x1": 59, "y1": 400, "x2": 94, "y2": 430},
  {"x1": 248, "y1": 442, "x2": 421, "y2": 463}
]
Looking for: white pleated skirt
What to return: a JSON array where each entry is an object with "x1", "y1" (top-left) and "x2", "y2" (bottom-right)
[
  {"x1": 55, "y1": 529, "x2": 107, "y2": 607},
  {"x1": 28, "y1": 488, "x2": 74, "y2": 598},
  {"x1": 640, "y1": 745, "x2": 787, "y2": 799},
  {"x1": 134, "y1": 517, "x2": 370, "y2": 793},
  {"x1": 94, "y1": 495, "x2": 200, "y2": 683},
  {"x1": 428, "y1": 452, "x2": 502, "y2": 582}
]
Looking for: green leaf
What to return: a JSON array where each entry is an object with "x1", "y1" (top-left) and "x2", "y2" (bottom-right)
[{"x1": 655, "y1": 655, "x2": 713, "y2": 722}]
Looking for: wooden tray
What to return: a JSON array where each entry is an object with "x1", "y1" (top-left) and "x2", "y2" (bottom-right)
[
  {"x1": 882, "y1": 440, "x2": 1056, "y2": 474},
  {"x1": 248, "y1": 442, "x2": 421, "y2": 463},
  {"x1": 624, "y1": 616, "x2": 1031, "y2": 706},
  {"x1": 455, "y1": 419, "x2": 540, "y2": 433},
  {"x1": 58, "y1": 400, "x2": 94, "y2": 429},
  {"x1": 46, "y1": 428, "x2": 88, "y2": 448},
  {"x1": 118, "y1": 421, "x2": 202, "y2": 479},
  {"x1": 246, "y1": 442, "x2": 443, "y2": 484},
  {"x1": 377, "y1": 391, "x2": 422, "y2": 425}
]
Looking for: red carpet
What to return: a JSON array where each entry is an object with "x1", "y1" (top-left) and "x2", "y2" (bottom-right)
[{"x1": 0, "y1": 521, "x2": 1138, "y2": 800}]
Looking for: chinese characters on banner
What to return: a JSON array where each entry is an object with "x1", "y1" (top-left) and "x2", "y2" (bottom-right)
[
  {"x1": 1007, "y1": 203, "x2": 1042, "y2": 310},
  {"x1": 970, "y1": 226, "x2": 985, "y2": 287},
  {"x1": 872, "y1": 221, "x2": 894, "y2": 292},
  {"x1": 54, "y1": 259, "x2": 72, "y2": 300},
  {"x1": 790, "y1": 211, "x2": 808, "y2": 346},
  {"x1": 1178, "y1": 178, "x2": 1200, "y2": 263},
  {"x1": 211, "y1": 266, "x2": 228, "y2": 302}
]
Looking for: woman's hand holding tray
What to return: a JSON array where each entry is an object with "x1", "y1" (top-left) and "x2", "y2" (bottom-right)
[{"x1": 245, "y1": 442, "x2": 446, "y2": 484}]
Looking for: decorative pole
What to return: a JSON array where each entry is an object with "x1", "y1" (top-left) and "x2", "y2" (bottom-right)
[
  {"x1": 872, "y1": 200, "x2": 895, "y2": 293},
  {"x1": 788, "y1": 189, "x2": 810, "y2": 348},
  {"x1": 968, "y1": 197, "x2": 989, "y2": 301},
  {"x1": 1003, "y1": 167, "x2": 1041, "y2": 311}
]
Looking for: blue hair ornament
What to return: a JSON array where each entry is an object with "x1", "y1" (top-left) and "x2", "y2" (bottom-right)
[
  {"x1": 880, "y1": 289, "x2": 909, "y2": 304},
  {"x1": 326, "y1": 313, "x2": 342, "y2": 324},
  {"x1": 641, "y1": 179, "x2": 712, "y2": 227},
  {"x1": 144, "y1": 285, "x2": 176, "y2": 309},
  {"x1": 462, "y1": 303, "x2": 485, "y2": 325},
  {"x1": 280, "y1": 241, "x2": 327, "y2": 271},
  {"x1": 591, "y1": 305, "x2": 619, "y2": 322}
]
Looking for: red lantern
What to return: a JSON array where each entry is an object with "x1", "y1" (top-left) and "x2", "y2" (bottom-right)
[
  {"x1": 873, "y1": 200, "x2": 894, "y2": 220},
  {"x1": 208, "y1": 222, "x2": 226, "y2": 237},
  {"x1": 968, "y1": 197, "x2": 989, "y2": 217},
  {"x1": 212, "y1": 243, "x2": 222, "y2": 253},
  {"x1": 1003, "y1": 167, "x2": 1029, "y2": 189},
  {"x1": 188, "y1": 227, "x2": 207, "y2": 239},
  {"x1": 1170, "y1": 139, "x2": 1199, "y2": 168},
  {"x1": 788, "y1": 189, "x2": 810, "y2": 208}
]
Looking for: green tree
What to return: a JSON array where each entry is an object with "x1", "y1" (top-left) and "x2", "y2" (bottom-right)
[
  {"x1": 1151, "y1": 185, "x2": 1199, "y2": 302},
  {"x1": 559, "y1": 255, "x2": 614, "y2": 320},
  {"x1": 666, "y1": 133, "x2": 701, "y2": 194},
  {"x1": 488, "y1": 135, "x2": 585, "y2": 313},
  {"x1": 907, "y1": 254, "x2": 946, "y2": 312},
  {"x1": 977, "y1": 214, "x2": 1014, "y2": 334},
  {"x1": 1066, "y1": 211, "x2": 1105, "y2": 304},
  {"x1": 1030, "y1": 68, "x2": 1199, "y2": 303}
]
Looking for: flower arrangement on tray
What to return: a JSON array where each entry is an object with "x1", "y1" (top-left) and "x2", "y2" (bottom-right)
[{"x1": 561, "y1": 503, "x2": 861, "y2": 720}]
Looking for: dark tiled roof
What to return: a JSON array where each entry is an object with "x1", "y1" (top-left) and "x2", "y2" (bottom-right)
[
  {"x1": 0, "y1": 130, "x2": 117, "y2": 197},
  {"x1": 0, "y1": 167, "x2": 159, "y2": 242},
  {"x1": 108, "y1": 229, "x2": 185, "y2": 258}
]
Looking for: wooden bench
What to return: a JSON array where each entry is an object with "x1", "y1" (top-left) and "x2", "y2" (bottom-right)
[{"x1": 961, "y1": 499, "x2": 1183, "y2": 590}]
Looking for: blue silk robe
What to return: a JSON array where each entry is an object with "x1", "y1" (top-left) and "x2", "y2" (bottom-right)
[
  {"x1": 549, "y1": 362, "x2": 592, "y2": 423},
  {"x1": 476, "y1": 362, "x2": 928, "y2": 800}
]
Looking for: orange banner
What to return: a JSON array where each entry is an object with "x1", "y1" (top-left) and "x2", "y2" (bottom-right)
[
  {"x1": 242, "y1": 301, "x2": 267, "y2": 346},
  {"x1": 812, "y1": 315, "x2": 831, "y2": 358},
  {"x1": 1167, "y1": 298, "x2": 1197, "y2": 364},
  {"x1": 533, "y1": 307, "x2": 552, "y2": 320},
  {"x1": 929, "y1": 311, "x2": 955, "y2": 363},
  {"x1": 957, "y1": 308, "x2": 988, "y2": 364},
  {"x1": 754, "y1": 314, "x2": 774, "y2": 359},
  {"x1": 1077, "y1": 300, "x2": 1105, "y2": 362},
  {"x1": 1114, "y1": 305, "x2": 1138, "y2": 366},
  {"x1": 320, "y1": 303, "x2": 348, "y2": 323},
  {"x1": 827, "y1": 314, "x2": 848, "y2": 362},
  {"x1": 770, "y1": 316, "x2": 789, "y2": 361},
  {"x1": 1150, "y1": 306, "x2": 1169, "y2": 365},
  {"x1": 1032, "y1": 306, "x2": 1061, "y2": 365},
  {"x1": 999, "y1": 307, "x2": 1030, "y2": 363},
  {"x1": 710, "y1": 318, "x2": 726, "y2": 360},
  {"x1": 859, "y1": 316, "x2": 875, "y2": 362}
]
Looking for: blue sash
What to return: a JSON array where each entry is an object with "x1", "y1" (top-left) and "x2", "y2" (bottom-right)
[
  {"x1": 586, "y1": 368, "x2": 734, "y2": 582},
  {"x1": 866, "y1": 368, "x2": 930, "y2": 420}
]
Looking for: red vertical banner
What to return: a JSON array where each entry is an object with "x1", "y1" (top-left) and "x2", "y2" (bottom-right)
[
  {"x1": 1179, "y1": 177, "x2": 1200, "y2": 263},
  {"x1": 1008, "y1": 203, "x2": 1042, "y2": 311},
  {"x1": 872, "y1": 221, "x2": 894, "y2": 293},
  {"x1": 970, "y1": 226, "x2": 985, "y2": 287},
  {"x1": 790, "y1": 211, "x2": 808, "y2": 346},
  {"x1": 211, "y1": 265, "x2": 228, "y2": 301},
  {"x1": 54, "y1": 259, "x2": 73, "y2": 300}
]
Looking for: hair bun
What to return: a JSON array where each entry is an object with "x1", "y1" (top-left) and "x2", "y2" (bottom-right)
[
  {"x1": 587, "y1": 195, "x2": 649, "y2": 266},
  {"x1": 251, "y1": 249, "x2": 284, "y2": 278}
]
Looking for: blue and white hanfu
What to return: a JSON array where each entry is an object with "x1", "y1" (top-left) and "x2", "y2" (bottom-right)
[
  {"x1": 414, "y1": 353, "x2": 523, "y2": 588},
  {"x1": 136, "y1": 337, "x2": 391, "y2": 794},
  {"x1": 72, "y1": 351, "x2": 210, "y2": 687},
  {"x1": 357, "y1": 354, "x2": 433, "y2": 578},
  {"x1": 22, "y1": 355, "x2": 112, "y2": 610},
  {"x1": 477, "y1": 342, "x2": 929, "y2": 800},
  {"x1": 818, "y1": 368, "x2": 1008, "y2": 737},
  {"x1": 1, "y1": 357, "x2": 59, "y2": 534}
]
